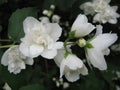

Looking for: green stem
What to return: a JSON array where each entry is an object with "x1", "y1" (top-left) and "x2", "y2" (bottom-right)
[
  {"x1": 64, "y1": 38, "x2": 70, "y2": 53},
  {"x1": 0, "y1": 45, "x2": 14, "y2": 49},
  {"x1": 0, "y1": 42, "x2": 16, "y2": 49}
]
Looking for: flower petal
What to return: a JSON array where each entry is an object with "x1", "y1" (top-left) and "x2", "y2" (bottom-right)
[
  {"x1": 91, "y1": 33, "x2": 118, "y2": 50},
  {"x1": 23, "y1": 17, "x2": 41, "y2": 33},
  {"x1": 71, "y1": 14, "x2": 95, "y2": 37},
  {"x1": 79, "y1": 65, "x2": 88, "y2": 75},
  {"x1": 87, "y1": 48, "x2": 107, "y2": 70},
  {"x1": 29, "y1": 44, "x2": 44, "y2": 58},
  {"x1": 41, "y1": 49, "x2": 57, "y2": 59},
  {"x1": 65, "y1": 55, "x2": 83, "y2": 70},
  {"x1": 65, "y1": 70, "x2": 80, "y2": 82},
  {"x1": 19, "y1": 42, "x2": 30, "y2": 57},
  {"x1": 1, "y1": 49, "x2": 9, "y2": 66},
  {"x1": 54, "y1": 48, "x2": 65, "y2": 67},
  {"x1": 48, "y1": 42, "x2": 63, "y2": 49},
  {"x1": 45, "y1": 23, "x2": 62, "y2": 41},
  {"x1": 94, "y1": 25, "x2": 103, "y2": 37},
  {"x1": 24, "y1": 57, "x2": 34, "y2": 65}
]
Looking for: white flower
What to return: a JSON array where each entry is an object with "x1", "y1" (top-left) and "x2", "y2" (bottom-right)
[
  {"x1": 80, "y1": 2, "x2": 95, "y2": 15},
  {"x1": 93, "y1": 6, "x2": 120, "y2": 24},
  {"x1": 86, "y1": 33, "x2": 118, "y2": 70},
  {"x1": 20, "y1": 17, "x2": 63, "y2": 59},
  {"x1": 1, "y1": 45, "x2": 34, "y2": 74},
  {"x1": 80, "y1": 0, "x2": 120, "y2": 24},
  {"x1": 80, "y1": 0, "x2": 110, "y2": 15},
  {"x1": 93, "y1": 0, "x2": 110, "y2": 13},
  {"x1": 71, "y1": 14, "x2": 95, "y2": 37},
  {"x1": 3, "y1": 83, "x2": 11, "y2": 90},
  {"x1": 54, "y1": 49, "x2": 88, "y2": 82}
]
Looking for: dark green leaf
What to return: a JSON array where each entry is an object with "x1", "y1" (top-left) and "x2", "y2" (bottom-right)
[
  {"x1": 19, "y1": 84, "x2": 45, "y2": 90},
  {"x1": 8, "y1": 7, "x2": 39, "y2": 42},
  {"x1": 0, "y1": 66, "x2": 26, "y2": 90},
  {"x1": 0, "y1": 0, "x2": 7, "y2": 5}
]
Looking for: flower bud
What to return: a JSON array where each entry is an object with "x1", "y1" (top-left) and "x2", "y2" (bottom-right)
[{"x1": 78, "y1": 38, "x2": 86, "y2": 47}]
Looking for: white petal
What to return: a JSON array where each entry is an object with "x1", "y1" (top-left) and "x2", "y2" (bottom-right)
[
  {"x1": 41, "y1": 49, "x2": 57, "y2": 59},
  {"x1": 65, "y1": 55, "x2": 83, "y2": 70},
  {"x1": 29, "y1": 44, "x2": 44, "y2": 58},
  {"x1": 71, "y1": 14, "x2": 95, "y2": 37},
  {"x1": 45, "y1": 23, "x2": 62, "y2": 41},
  {"x1": 1, "y1": 49, "x2": 9, "y2": 66},
  {"x1": 65, "y1": 70, "x2": 80, "y2": 82},
  {"x1": 54, "y1": 48, "x2": 65, "y2": 67},
  {"x1": 24, "y1": 57, "x2": 34, "y2": 65},
  {"x1": 60, "y1": 59, "x2": 66, "y2": 78},
  {"x1": 1, "y1": 45, "x2": 18, "y2": 66},
  {"x1": 48, "y1": 42, "x2": 63, "y2": 49},
  {"x1": 87, "y1": 48, "x2": 107, "y2": 70},
  {"x1": 60, "y1": 54, "x2": 83, "y2": 78},
  {"x1": 72, "y1": 14, "x2": 88, "y2": 26},
  {"x1": 79, "y1": 65, "x2": 88, "y2": 75},
  {"x1": 102, "y1": 48, "x2": 110, "y2": 55},
  {"x1": 94, "y1": 25, "x2": 103, "y2": 37},
  {"x1": 112, "y1": 6, "x2": 118, "y2": 11},
  {"x1": 23, "y1": 17, "x2": 42, "y2": 34},
  {"x1": 19, "y1": 61, "x2": 26, "y2": 69},
  {"x1": 91, "y1": 34, "x2": 118, "y2": 50},
  {"x1": 108, "y1": 19, "x2": 117, "y2": 24},
  {"x1": 19, "y1": 42, "x2": 30, "y2": 57},
  {"x1": 3, "y1": 83, "x2": 12, "y2": 90}
]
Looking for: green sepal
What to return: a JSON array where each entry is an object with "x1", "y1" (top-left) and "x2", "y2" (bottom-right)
[
  {"x1": 68, "y1": 30, "x2": 76, "y2": 39},
  {"x1": 86, "y1": 42, "x2": 94, "y2": 48},
  {"x1": 64, "y1": 52, "x2": 69, "y2": 59}
]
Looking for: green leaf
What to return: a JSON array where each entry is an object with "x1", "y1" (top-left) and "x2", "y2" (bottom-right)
[
  {"x1": 69, "y1": 30, "x2": 76, "y2": 39},
  {"x1": 0, "y1": 0, "x2": 7, "y2": 5},
  {"x1": 19, "y1": 84, "x2": 45, "y2": 90},
  {"x1": 8, "y1": 7, "x2": 39, "y2": 42},
  {"x1": 86, "y1": 42, "x2": 94, "y2": 48}
]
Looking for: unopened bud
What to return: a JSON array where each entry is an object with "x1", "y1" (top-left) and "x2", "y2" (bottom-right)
[
  {"x1": 42, "y1": 10, "x2": 49, "y2": 15},
  {"x1": 50, "y1": 5, "x2": 55, "y2": 10},
  {"x1": 78, "y1": 38, "x2": 86, "y2": 47}
]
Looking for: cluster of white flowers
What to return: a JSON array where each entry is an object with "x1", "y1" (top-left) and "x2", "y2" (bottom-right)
[
  {"x1": 54, "y1": 14, "x2": 118, "y2": 82},
  {"x1": 80, "y1": 0, "x2": 120, "y2": 24},
  {"x1": 1, "y1": 15, "x2": 63, "y2": 74},
  {"x1": 0, "y1": 4, "x2": 118, "y2": 83}
]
